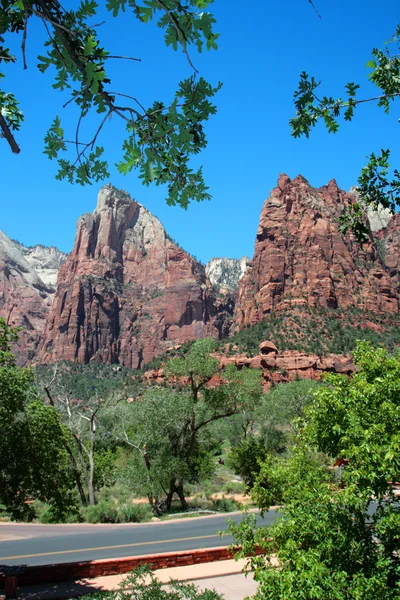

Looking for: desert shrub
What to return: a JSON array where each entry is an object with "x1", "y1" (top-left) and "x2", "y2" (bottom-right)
[
  {"x1": 211, "y1": 496, "x2": 242, "y2": 512},
  {"x1": 223, "y1": 481, "x2": 245, "y2": 494},
  {"x1": 35, "y1": 501, "x2": 82, "y2": 524},
  {"x1": 118, "y1": 503, "x2": 152, "y2": 523},
  {"x1": 84, "y1": 500, "x2": 119, "y2": 524}
]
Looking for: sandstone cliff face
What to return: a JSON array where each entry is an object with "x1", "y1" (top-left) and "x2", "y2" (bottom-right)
[
  {"x1": 0, "y1": 232, "x2": 65, "y2": 364},
  {"x1": 234, "y1": 174, "x2": 399, "y2": 328},
  {"x1": 206, "y1": 256, "x2": 250, "y2": 293},
  {"x1": 376, "y1": 212, "x2": 400, "y2": 301},
  {"x1": 37, "y1": 185, "x2": 232, "y2": 368}
]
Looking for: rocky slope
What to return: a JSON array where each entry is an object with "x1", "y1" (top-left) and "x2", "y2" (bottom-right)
[
  {"x1": 14, "y1": 242, "x2": 67, "y2": 289},
  {"x1": 234, "y1": 174, "x2": 399, "y2": 328},
  {"x1": 0, "y1": 232, "x2": 66, "y2": 364},
  {"x1": 37, "y1": 185, "x2": 233, "y2": 368},
  {"x1": 205, "y1": 257, "x2": 249, "y2": 293}
]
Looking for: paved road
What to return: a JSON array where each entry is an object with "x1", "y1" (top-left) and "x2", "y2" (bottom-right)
[{"x1": 0, "y1": 510, "x2": 277, "y2": 567}]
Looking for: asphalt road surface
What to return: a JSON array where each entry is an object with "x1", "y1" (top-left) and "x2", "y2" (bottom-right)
[{"x1": 0, "y1": 510, "x2": 277, "y2": 567}]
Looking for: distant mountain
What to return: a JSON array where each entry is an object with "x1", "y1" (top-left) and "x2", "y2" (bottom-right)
[
  {"x1": 0, "y1": 231, "x2": 66, "y2": 364},
  {"x1": 206, "y1": 257, "x2": 249, "y2": 293}
]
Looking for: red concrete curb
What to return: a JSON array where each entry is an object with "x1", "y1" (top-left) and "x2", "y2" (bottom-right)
[{"x1": 0, "y1": 546, "x2": 264, "y2": 592}]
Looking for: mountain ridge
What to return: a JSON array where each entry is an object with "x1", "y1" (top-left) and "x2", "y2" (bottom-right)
[{"x1": 1, "y1": 175, "x2": 399, "y2": 366}]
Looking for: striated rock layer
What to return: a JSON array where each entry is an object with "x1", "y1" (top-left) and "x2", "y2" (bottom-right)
[
  {"x1": 0, "y1": 232, "x2": 66, "y2": 364},
  {"x1": 234, "y1": 174, "x2": 399, "y2": 328},
  {"x1": 37, "y1": 185, "x2": 233, "y2": 368}
]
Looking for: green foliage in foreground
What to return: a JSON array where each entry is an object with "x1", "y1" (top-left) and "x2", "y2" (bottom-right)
[
  {"x1": 79, "y1": 565, "x2": 223, "y2": 600},
  {"x1": 229, "y1": 342, "x2": 400, "y2": 599},
  {"x1": 1, "y1": 1, "x2": 220, "y2": 207},
  {"x1": 0, "y1": 318, "x2": 71, "y2": 520}
]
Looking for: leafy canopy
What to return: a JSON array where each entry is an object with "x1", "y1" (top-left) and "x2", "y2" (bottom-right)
[
  {"x1": 230, "y1": 342, "x2": 400, "y2": 600},
  {"x1": 290, "y1": 23, "x2": 400, "y2": 240},
  {"x1": 0, "y1": 0, "x2": 220, "y2": 208},
  {"x1": 0, "y1": 318, "x2": 71, "y2": 519}
]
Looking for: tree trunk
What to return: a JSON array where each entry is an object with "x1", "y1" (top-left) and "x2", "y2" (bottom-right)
[
  {"x1": 67, "y1": 446, "x2": 87, "y2": 506},
  {"x1": 176, "y1": 479, "x2": 188, "y2": 510},
  {"x1": 88, "y1": 416, "x2": 96, "y2": 506},
  {"x1": 88, "y1": 454, "x2": 95, "y2": 506},
  {"x1": 166, "y1": 479, "x2": 176, "y2": 511}
]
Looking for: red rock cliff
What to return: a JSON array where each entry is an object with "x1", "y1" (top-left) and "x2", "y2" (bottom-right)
[
  {"x1": 0, "y1": 231, "x2": 66, "y2": 365},
  {"x1": 234, "y1": 174, "x2": 399, "y2": 328},
  {"x1": 37, "y1": 185, "x2": 232, "y2": 368}
]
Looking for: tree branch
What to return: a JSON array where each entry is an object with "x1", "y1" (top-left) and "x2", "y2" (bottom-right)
[
  {"x1": 155, "y1": 0, "x2": 198, "y2": 73},
  {"x1": 105, "y1": 55, "x2": 141, "y2": 62},
  {"x1": 193, "y1": 409, "x2": 237, "y2": 433},
  {"x1": 0, "y1": 112, "x2": 21, "y2": 154},
  {"x1": 308, "y1": 0, "x2": 321, "y2": 18}
]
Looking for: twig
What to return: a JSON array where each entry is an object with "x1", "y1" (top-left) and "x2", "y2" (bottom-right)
[
  {"x1": 31, "y1": 7, "x2": 79, "y2": 36},
  {"x1": 105, "y1": 55, "x2": 142, "y2": 62},
  {"x1": 155, "y1": 0, "x2": 198, "y2": 73},
  {"x1": 308, "y1": 0, "x2": 321, "y2": 18},
  {"x1": 109, "y1": 91, "x2": 147, "y2": 112},
  {"x1": 21, "y1": 0, "x2": 29, "y2": 69},
  {"x1": 6, "y1": 304, "x2": 16, "y2": 326}
]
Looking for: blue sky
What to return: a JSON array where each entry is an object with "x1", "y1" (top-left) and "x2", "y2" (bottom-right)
[{"x1": 1, "y1": 0, "x2": 399, "y2": 262}]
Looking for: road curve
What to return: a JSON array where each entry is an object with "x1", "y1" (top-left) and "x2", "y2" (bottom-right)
[{"x1": 0, "y1": 510, "x2": 277, "y2": 567}]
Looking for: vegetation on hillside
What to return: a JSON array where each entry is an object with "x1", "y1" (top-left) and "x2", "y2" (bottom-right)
[{"x1": 226, "y1": 307, "x2": 400, "y2": 356}]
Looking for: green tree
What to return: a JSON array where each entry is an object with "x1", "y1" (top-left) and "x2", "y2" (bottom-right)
[
  {"x1": 258, "y1": 378, "x2": 321, "y2": 441},
  {"x1": 291, "y1": 22, "x2": 400, "y2": 240},
  {"x1": 228, "y1": 379, "x2": 321, "y2": 490},
  {"x1": 1, "y1": 0, "x2": 220, "y2": 207},
  {"x1": 229, "y1": 342, "x2": 400, "y2": 599},
  {"x1": 0, "y1": 318, "x2": 70, "y2": 519},
  {"x1": 39, "y1": 362, "x2": 124, "y2": 506},
  {"x1": 115, "y1": 339, "x2": 263, "y2": 514}
]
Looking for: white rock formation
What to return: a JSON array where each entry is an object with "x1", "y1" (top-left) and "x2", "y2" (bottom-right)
[
  {"x1": 15, "y1": 243, "x2": 67, "y2": 289},
  {"x1": 206, "y1": 256, "x2": 250, "y2": 292},
  {"x1": 1, "y1": 231, "x2": 67, "y2": 291}
]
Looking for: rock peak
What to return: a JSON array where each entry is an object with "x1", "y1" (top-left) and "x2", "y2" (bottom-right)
[
  {"x1": 234, "y1": 175, "x2": 399, "y2": 327},
  {"x1": 95, "y1": 184, "x2": 135, "y2": 213},
  {"x1": 292, "y1": 174, "x2": 310, "y2": 185}
]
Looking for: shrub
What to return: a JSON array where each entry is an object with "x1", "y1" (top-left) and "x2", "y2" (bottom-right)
[
  {"x1": 223, "y1": 481, "x2": 245, "y2": 494},
  {"x1": 118, "y1": 503, "x2": 152, "y2": 523},
  {"x1": 84, "y1": 500, "x2": 119, "y2": 524},
  {"x1": 211, "y1": 496, "x2": 242, "y2": 512}
]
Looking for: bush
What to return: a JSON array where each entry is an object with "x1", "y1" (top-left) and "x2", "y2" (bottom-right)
[
  {"x1": 84, "y1": 501, "x2": 119, "y2": 524},
  {"x1": 81, "y1": 500, "x2": 152, "y2": 524},
  {"x1": 211, "y1": 496, "x2": 242, "y2": 512},
  {"x1": 118, "y1": 503, "x2": 152, "y2": 523},
  {"x1": 223, "y1": 481, "x2": 245, "y2": 494},
  {"x1": 36, "y1": 502, "x2": 82, "y2": 524}
]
